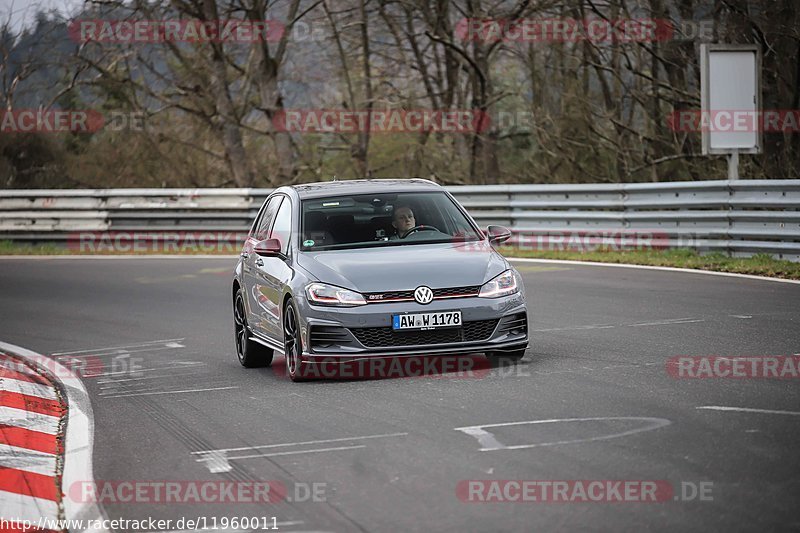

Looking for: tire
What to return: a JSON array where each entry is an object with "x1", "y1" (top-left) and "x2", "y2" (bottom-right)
[
  {"x1": 283, "y1": 298, "x2": 309, "y2": 382},
  {"x1": 234, "y1": 288, "x2": 274, "y2": 368}
]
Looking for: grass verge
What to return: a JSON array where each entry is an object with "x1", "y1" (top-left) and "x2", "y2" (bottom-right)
[
  {"x1": 0, "y1": 240, "x2": 238, "y2": 255},
  {"x1": 499, "y1": 247, "x2": 800, "y2": 281}
]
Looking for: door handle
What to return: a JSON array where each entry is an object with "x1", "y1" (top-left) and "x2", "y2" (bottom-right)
[{"x1": 255, "y1": 257, "x2": 264, "y2": 267}]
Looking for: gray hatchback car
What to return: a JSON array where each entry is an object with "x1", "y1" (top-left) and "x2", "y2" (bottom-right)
[{"x1": 232, "y1": 179, "x2": 528, "y2": 381}]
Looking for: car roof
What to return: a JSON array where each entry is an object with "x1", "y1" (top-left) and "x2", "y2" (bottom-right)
[{"x1": 290, "y1": 178, "x2": 442, "y2": 199}]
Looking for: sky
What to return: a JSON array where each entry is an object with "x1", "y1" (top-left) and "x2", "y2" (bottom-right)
[{"x1": 0, "y1": 0, "x2": 83, "y2": 31}]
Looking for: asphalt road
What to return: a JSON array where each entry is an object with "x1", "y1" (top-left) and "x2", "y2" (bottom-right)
[{"x1": 1, "y1": 257, "x2": 799, "y2": 532}]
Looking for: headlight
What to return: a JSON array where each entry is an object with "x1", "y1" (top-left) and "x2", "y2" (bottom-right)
[
  {"x1": 479, "y1": 270, "x2": 519, "y2": 298},
  {"x1": 306, "y1": 283, "x2": 366, "y2": 307}
]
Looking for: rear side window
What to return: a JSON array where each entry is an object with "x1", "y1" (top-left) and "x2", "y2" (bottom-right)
[
  {"x1": 270, "y1": 197, "x2": 293, "y2": 254},
  {"x1": 253, "y1": 196, "x2": 283, "y2": 240}
]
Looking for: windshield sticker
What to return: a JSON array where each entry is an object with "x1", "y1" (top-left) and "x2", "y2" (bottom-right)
[{"x1": 303, "y1": 239, "x2": 315, "y2": 247}]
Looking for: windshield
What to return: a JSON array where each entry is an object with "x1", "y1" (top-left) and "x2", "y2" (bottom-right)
[{"x1": 300, "y1": 191, "x2": 482, "y2": 251}]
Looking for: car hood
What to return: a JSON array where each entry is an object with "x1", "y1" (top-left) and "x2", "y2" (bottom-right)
[{"x1": 296, "y1": 241, "x2": 508, "y2": 293}]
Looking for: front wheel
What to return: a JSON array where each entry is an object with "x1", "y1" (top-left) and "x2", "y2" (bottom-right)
[
  {"x1": 283, "y1": 298, "x2": 309, "y2": 382},
  {"x1": 234, "y1": 289, "x2": 274, "y2": 368}
]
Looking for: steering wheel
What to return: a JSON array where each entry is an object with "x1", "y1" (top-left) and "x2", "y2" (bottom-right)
[{"x1": 401, "y1": 224, "x2": 441, "y2": 238}]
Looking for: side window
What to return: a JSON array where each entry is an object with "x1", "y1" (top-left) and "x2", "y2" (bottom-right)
[
  {"x1": 253, "y1": 196, "x2": 283, "y2": 241},
  {"x1": 270, "y1": 197, "x2": 293, "y2": 254}
]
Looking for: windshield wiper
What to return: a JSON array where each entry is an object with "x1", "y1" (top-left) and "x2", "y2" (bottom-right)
[{"x1": 302, "y1": 237, "x2": 480, "y2": 252}]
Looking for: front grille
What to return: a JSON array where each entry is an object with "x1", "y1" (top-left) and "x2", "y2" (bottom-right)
[
  {"x1": 366, "y1": 290, "x2": 413, "y2": 301},
  {"x1": 364, "y1": 285, "x2": 481, "y2": 303},
  {"x1": 350, "y1": 319, "x2": 499, "y2": 348},
  {"x1": 434, "y1": 286, "x2": 481, "y2": 298}
]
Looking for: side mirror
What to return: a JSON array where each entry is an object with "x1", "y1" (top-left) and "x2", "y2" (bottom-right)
[
  {"x1": 486, "y1": 225, "x2": 512, "y2": 245},
  {"x1": 253, "y1": 238, "x2": 283, "y2": 257}
]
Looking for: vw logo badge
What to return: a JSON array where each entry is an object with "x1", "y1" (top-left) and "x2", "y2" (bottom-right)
[{"x1": 414, "y1": 286, "x2": 434, "y2": 305}]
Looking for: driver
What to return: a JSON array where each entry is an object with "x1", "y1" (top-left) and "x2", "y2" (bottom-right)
[{"x1": 390, "y1": 205, "x2": 416, "y2": 239}]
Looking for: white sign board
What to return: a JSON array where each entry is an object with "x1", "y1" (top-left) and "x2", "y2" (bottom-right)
[{"x1": 700, "y1": 44, "x2": 762, "y2": 155}]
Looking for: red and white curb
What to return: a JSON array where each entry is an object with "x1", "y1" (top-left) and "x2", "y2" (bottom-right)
[{"x1": 0, "y1": 341, "x2": 108, "y2": 533}]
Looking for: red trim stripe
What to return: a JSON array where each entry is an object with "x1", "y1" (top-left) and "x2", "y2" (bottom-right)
[
  {"x1": 0, "y1": 424, "x2": 60, "y2": 455},
  {"x1": 0, "y1": 391, "x2": 64, "y2": 417},
  {"x1": 0, "y1": 366, "x2": 50, "y2": 386},
  {"x1": 0, "y1": 466, "x2": 58, "y2": 501}
]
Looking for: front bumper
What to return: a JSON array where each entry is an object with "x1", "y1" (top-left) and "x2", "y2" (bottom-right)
[{"x1": 295, "y1": 292, "x2": 528, "y2": 361}]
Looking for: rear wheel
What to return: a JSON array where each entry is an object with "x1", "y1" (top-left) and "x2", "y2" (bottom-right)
[
  {"x1": 234, "y1": 289, "x2": 274, "y2": 368},
  {"x1": 283, "y1": 298, "x2": 309, "y2": 381}
]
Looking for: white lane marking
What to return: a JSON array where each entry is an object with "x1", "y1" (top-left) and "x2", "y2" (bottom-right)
[
  {"x1": 99, "y1": 381, "x2": 235, "y2": 392},
  {"x1": 697, "y1": 406, "x2": 800, "y2": 416},
  {"x1": 730, "y1": 315, "x2": 753, "y2": 319},
  {"x1": 509, "y1": 257, "x2": 800, "y2": 285},
  {"x1": 227, "y1": 444, "x2": 366, "y2": 460},
  {"x1": 94, "y1": 361, "x2": 204, "y2": 378},
  {"x1": 97, "y1": 371, "x2": 204, "y2": 385},
  {"x1": 52, "y1": 338, "x2": 186, "y2": 356},
  {"x1": 0, "y1": 375, "x2": 58, "y2": 400},
  {"x1": 192, "y1": 432, "x2": 409, "y2": 455},
  {"x1": 628, "y1": 318, "x2": 705, "y2": 327},
  {"x1": 0, "y1": 444, "x2": 57, "y2": 476},
  {"x1": 0, "y1": 490, "x2": 60, "y2": 524},
  {"x1": 230, "y1": 444, "x2": 367, "y2": 462},
  {"x1": 0, "y1": 340, "x2": 110, "y2": 533},
  {"x1": 454, "y1": 417, "x2": 672, "y2": 451},
  {"x1": 533, "y1": 317, "x2": 704, "y2": 332},
  {"x1": 194, "y1": 432, "x2": 408, "y2": 473},
  {"x1": 0, "y1": 406, "x2": 60, "y2": 435},
  {"x1": 456, "y1": 427, "x2": 505, "y2": 451},
  {"x1": 198, "y1": 445, "x2": 367, "y2": 473},
  {"x1": 56, "y1": 344, "x2": 187, "y2": 360},
  {"x1": 99, "y1": 386, "x2": 238, "y2": 398},
  {"x1": 197, "y1": 450, "x2": 235, "y2": 474},
  {"x1": 532, "y1": 324, "x2": 616, "y2": 332}
]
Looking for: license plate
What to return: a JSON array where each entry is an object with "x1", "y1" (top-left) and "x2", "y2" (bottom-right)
[{"x1": 392, "y1": 311, "x2": 462, "y2": 331}]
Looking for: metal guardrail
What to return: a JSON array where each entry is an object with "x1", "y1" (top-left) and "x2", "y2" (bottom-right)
[{"x1": 1, "y1": 180, "x2": 799, "y2": 260}]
